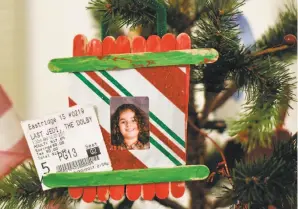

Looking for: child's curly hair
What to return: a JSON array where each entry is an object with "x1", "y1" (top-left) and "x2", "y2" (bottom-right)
[{"x1": 111, "y1": 104, "x2": 150, "y2": 146}]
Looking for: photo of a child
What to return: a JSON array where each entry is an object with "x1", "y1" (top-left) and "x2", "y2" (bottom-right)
[{"x1": 110, "y1": 97, "x2": 150, "y2": 150}]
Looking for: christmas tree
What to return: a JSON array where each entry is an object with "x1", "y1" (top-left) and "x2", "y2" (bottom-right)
[{"x1": 0, "y1": 0, "x2": 297, "y2": 209}]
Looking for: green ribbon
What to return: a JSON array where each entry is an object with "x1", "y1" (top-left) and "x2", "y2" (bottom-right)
[
  {"x1": 144, "y1": 0, "x2": 167, "y2": 36},
  {"x1": 101, "y1": 21, "x2": 109, "y2": 40}
]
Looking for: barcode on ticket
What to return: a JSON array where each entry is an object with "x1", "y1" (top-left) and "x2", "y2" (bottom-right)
[{"x1": 56, "y1": 156, "x2": 99, "y2": 172}]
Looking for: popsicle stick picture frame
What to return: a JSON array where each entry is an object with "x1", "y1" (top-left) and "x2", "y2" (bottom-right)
[{"x1": 44, "y1": 33, "x2": 219, "y2": 202}]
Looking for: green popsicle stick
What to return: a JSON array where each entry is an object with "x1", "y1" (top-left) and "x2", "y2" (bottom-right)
[
  {"x1": 48, "y1": 48, "x2": 218, "y2": 73},
  {"x1": 43, "y1": 165, "x2": 210, "y2": 188}
]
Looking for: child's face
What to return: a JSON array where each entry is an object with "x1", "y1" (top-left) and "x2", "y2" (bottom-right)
[{"x1": 118, "y1": 109, "x2": 139, "y2": 140}]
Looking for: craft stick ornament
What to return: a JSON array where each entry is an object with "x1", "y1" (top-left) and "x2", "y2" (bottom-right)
[
  {"x1": 43, "y1": 32, "x2": 218, "y2": 202},
  {"x1": 44, "y1": 4, "x2": 219, "y2": 201},
  {"x1": 69, "y1": 33, "x2": 193, "y2": 201}
]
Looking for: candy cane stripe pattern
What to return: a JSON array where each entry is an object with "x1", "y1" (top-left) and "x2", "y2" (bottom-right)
[
  {"x1": 68, "y1": 33, "x2": 190, "y2": 201},
  {"x1": 0, "y1": 85, "x2": 31, "y2": 178}
]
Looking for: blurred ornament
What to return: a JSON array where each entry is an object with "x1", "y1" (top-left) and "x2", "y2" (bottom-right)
[{"x1": 284, "y1": 34, "x2": 297, "y2": 45}]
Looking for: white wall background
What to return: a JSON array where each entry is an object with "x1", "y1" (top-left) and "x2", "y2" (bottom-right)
[
  {"x1": 0, "y1": 0, "x2": 296, "y2": 208},
  {"x1": 25, "y1": 0, "x2": 99, "y2": 119},
  {"x1": 0, "y1": 1, "x2": 26, "y2": 116}
]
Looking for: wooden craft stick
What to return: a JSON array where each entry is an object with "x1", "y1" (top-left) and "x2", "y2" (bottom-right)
[
  {"x1": 146, "y1": 35, "x2": 170, "y2": 199},
  {"x1": 43, "y1": 165, "x2": 210, "y2": 188},
  {"x1": 108, "y1": 36, "x2": 129, "y2": 200},
  {"x1": 48, "y1": 48, "x2": 218, "y2": 73},
  {"x1": 171, "y1": 32, "x2": 191, "y2": 198},
  {"x1": 67, "y1": 34, "x2": 87, "y2": 200}
]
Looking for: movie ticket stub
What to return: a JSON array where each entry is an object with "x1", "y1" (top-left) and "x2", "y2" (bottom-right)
[{"x1": 21, "y1": 105, "x2": 112, "y2": 190}]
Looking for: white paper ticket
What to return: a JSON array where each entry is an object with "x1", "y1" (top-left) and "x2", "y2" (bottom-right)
[{"x1": 21, "y1": 105, "x2": 112, "y2": 190}]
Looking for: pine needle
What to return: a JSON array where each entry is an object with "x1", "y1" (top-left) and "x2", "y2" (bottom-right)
[
  {"x1": 0, "y1": 162, "x2": 78, "y2": 209},
  {"x1": 192, "y1": 0, "x2": 296, "y2": 150},
  {"x1": 223, "y1": 135, "x2": 297, "y2": 208},
  {"x1": 256, "y1": 0, "x2": 297, "y2": 62}
]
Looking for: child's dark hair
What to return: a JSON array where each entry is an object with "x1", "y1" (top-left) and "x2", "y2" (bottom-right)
[{"x1": 111, "y1": 103, "x2": 149, "y2": 146}]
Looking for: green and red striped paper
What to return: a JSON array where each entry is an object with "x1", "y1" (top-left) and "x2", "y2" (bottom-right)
[{"x1": 68, "y1": 33, "x2": 191, "y2": 202}]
